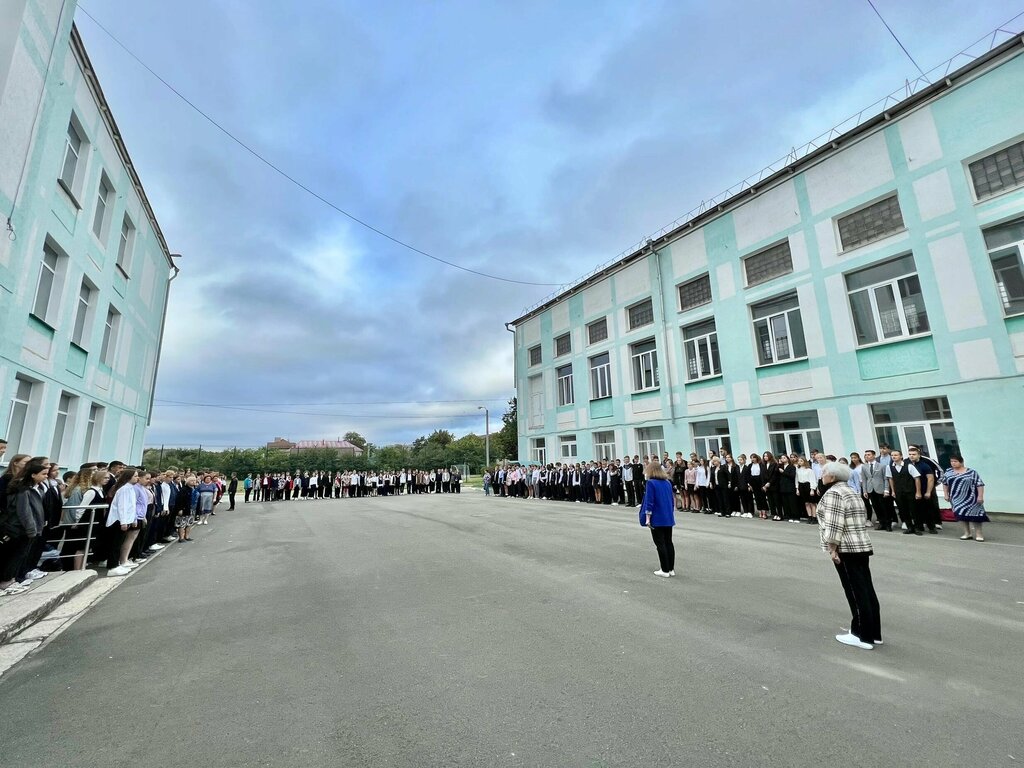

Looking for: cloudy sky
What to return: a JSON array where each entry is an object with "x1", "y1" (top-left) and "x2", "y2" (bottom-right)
[{"x1": 75, "y1": 0, "x2": 1022, "y2": 449}]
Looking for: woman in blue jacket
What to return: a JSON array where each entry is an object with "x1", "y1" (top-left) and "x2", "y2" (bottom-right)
[{"x1": 639, "y1": 461, "x2": 677, "y2": 577}]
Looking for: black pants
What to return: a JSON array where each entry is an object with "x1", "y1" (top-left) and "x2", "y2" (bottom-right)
[
  {"x1": 868, "y1": 492, "x2": 893, "y2": 529},
  {"x1": 919, "y1": 495, "x2": 940, "y2": 530},
  {"x1": 625, "y1": 482, "x2": 636, "y2": 507},
  {"x1": 781, "y1": 492, "x2": 799, "y2": 520},
  {"x1": 738, "y1": 490, "x2": 753, "y2": 516},
  {"x1": 766, "y1": 489, "x2": 782, "y2": 518},
  {"x1": 834, "y1": 552, "x2": 881, "y2": 643},
  {"x1": 1, "y1": 536, "x2": 31, "y2": 582},
  {"x1": 894, "y1": 492, "x2": 920, "y2": 531},
  {"x1": 649, "y1": 526, "x2": 675, "y2": 572},
  {"x1": 228, "y1": 492, "x2": 236, "y2": 510}
]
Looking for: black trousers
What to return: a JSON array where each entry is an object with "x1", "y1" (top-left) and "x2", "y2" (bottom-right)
[
  {"x1": 894, "y1": 492, "x2": 919, "y2": 531},
  {"x1": 625, "y1": 482, "x2": 636, "y2": 507},
  {"x1": 868, "y1": 492, "x2": 893, "y2": 529},
  {"x1": 649, "y1": 526, "x2": 675, "y2": 572},
  {"x1": 781, "y1": 492, "x2": 799, "y2": 520},
  {"x1": 766, "y1": 489, "x2": 782, "y2": 518},
  {"x1": 1, "y1": 535, "x2": 32, "y2": 582},
  {"x1": 738, "y1": 489, "x2": 753, "y2": 516},
  {"x1": 834, "y1": 552, "x2": 881, "y2": 643},
  {"x1": 228, "y1": 492, "x2": 236, "y2": 510}
]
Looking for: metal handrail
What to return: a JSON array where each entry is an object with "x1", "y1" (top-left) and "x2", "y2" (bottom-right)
[{"x1": 47, "y1": 504, "x2": 108, "y2": 570}]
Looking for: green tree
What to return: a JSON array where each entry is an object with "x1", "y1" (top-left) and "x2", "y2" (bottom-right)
[
  {"x1": 492, "y1": 397, "x2": 518, "y2": 462},
  {"x1": 343, "y1": 431, "x2": 368, "y2": 450}
]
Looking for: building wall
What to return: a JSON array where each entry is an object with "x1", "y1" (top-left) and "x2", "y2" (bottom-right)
[
  {"x1": 514, "y1": 45, "x2": 1024, "y2": 513},
  {"x1": 0, "y1": 0, "x2": 173, "y2": 467}
]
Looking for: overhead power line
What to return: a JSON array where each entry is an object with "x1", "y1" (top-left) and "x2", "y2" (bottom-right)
[
  {"x1": 864, "y1": 0, "x2": 927, "y2": 78},
  {"x1": 75, "y1": 5, "x2": 564, "y2": 288},
  {"x1": 155, "y1": 397, "x2": 509, "y2": 407}
]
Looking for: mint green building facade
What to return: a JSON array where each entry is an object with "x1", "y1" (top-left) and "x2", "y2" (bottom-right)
[
  {"x1": 0, "y1": 1, "x2": 175, "y2": 467},
  {"x1": 510, "y1": 35, "x2": 1024, "y2": 513}
]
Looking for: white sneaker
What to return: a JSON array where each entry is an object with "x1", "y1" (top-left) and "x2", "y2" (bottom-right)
[
  {"x1": 19, "y1": 579, "x2": 33, "y2": 587},
  {"x1": 147, "y1": 544, "x2": 164, "y2": 551},
  {"x1": 835, "y1": 632, "x2": 873, "y2": 650},
  {"x1": 107, "y1": 566, "x2": 131, "y2": 576},
  {"x1": 162, "y1": 536, "x2": 176, "y2": 543},
  {"x1": 668, "y1": 570, "x2": 676, "y2": 577},
  {"x1": 124, "y1": 561, "x2": 140, "y2": 569},
  {"x1": 27, "y1": 569, "x2": 48, "y2": 579},
  {"x1": 901, "y1": 522, "x2": 908, "y2": 531},
  {"x1": 935, "y1": 524, "x2": 942, "y2": 530},
  {"x1": 653, "y1": 570, "x2": 671, "y2": 578}
]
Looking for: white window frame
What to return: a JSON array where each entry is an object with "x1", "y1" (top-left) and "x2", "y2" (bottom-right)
[
  {"x1": 871, "y1": 397, "x2": 959, "y2": 469},
  {"x1": 636, "y1": 427, "x2": 665, "y2": 460},
  {"x1": 846, "y1": 255, "x2": 930, "y2": 346},
  {"x1": 117, "y1": 214, "x2": 135, "y2": 276},
  {"x1": 556, "y1": 364, "x2": 574, "y2": 407},
  {"x1": 751, "y1": 294, "x2": 806, "y2": 367},
  {"x1": 72, "y1": 278, "x2": 95, "y2": 348},
  {"x1": 100, "y1": 305, "x2": 121, "y2": 366},
  {"x1": 530, "y1": 437, "x2": 546, "y2": 465},
  {"x1": 692, "y1": 420, "x2": 731, "y2": 458},
  {"x1": 983, "y1": 218, "x2": 1024, "y2": 317},
  {"x1": 630, "y1": 339, "x2": 659, "y2": 392},
  {"x1": 767, "y1": 412, "x2": 822, "y2": 458},
  {"x1": 92, "y1": 174, "x2": 114, "y2": 242},
  {"x1": 589, "y1": 352, "x2": 612, "y2": 400},
  {"x1": 559, "y1": 434, "x2": 578, "y2": 459},
  {"x1": 6, "y1": 377, "x2": 35, "y2": 454},
  {"x1": 682, "y1": 319, "x2": 721, "y2": 381},
  {"x1": 58, "y1": 116, "x2": 87, "y2": 201},
  {"x1": 32, "y1": 243, "x2": 62, "y2": 324},
  {"x1": 83, "y1": 403, "x2": 103, "y2": 459},
  {"x1": 627, "y1": 298, "x2": 654, "y2": 331},
  {"x1": 51, "y1": 392, "x2": 75, "y2": 463},
  {"x1": 593, "y1": 431, "x2": 615, "y2": 461},
  {"x1": 587, "y1": 317, "x2": 608, "y2": 345}
]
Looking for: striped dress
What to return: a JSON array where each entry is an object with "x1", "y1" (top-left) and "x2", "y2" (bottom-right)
[{"x1": 942, "y1": 468, "x2": 988, "y2": 521}]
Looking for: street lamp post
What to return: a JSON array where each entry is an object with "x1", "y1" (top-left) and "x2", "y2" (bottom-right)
[{"x1": 477, "y1": 406, "x2": 490, "y2": 470}]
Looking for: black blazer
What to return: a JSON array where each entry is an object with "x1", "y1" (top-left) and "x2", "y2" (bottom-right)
[
  {"x1": 779, "y1": 464, "x2": 797, "y2": 494},
  {"x1": 762, "y1": 462, "x2": 780, "y2": 489}
]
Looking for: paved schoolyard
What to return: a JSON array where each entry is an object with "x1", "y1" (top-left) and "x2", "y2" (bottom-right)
[{"x1": 0, "y1": 492, "x2": 1020, "y2": 767}]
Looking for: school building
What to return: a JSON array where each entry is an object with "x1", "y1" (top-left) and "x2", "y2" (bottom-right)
[{"x1": 509, "y1": 33, "x2": 1024, "y2": 513}]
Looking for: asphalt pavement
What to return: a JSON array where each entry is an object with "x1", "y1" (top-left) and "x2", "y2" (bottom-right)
[{"x1": 0, "y1": 492, "x2": 1021, "y2": 767}]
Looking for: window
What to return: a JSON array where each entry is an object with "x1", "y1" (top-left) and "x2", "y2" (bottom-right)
[
  {"x1": 678, "y1": 273, "x2": 712, "y2": 311},
  {"x1": 693, "y1": 420, "x2": 731, "y2": 458},
  {"x1": 117, "y1": 215, "x2": 135, "y2": 275},
  {"x1": 528, "y1": 345, "x2": 542, "y2": 367},
  {"x1": 587, "y1": 317, "x2": 608, "y2": 344},
  {"x1": 630, "y1": 339, "x2": 659, "y2": 391},
  {"x1": 983, "y1": 217, "x2": 1024, "y2": 316},
  {"x1": 846, "y1": 254, "x2": 930, "y2": 345},
  {"x1": 92, "y1": 174, "x2": 114, "y2": 241},
  {"x1": 751, "y1": 293, "x2": 806, "y2": 366},
  {"x1": 556, "y1": 364, "x2": 574, "y2": 407},
  {"x1": 837, "y1": 195, "x2": 905, "y2": 251},
  {"x1": 59, "y1": 118, "x2": 84, "y2": 194},
  {"x1": 767, "y1": 412, "x2": 821, "y2": 458},
  {"x1": 554, "y1": 333, "x2": 571, "y2": 357},
  {"x1": 530, "y1": 437, "x2": 547, "y2": 464},
  {"x1": 100, "y1": 306, "x2": 121, "y2": 366},
  {"x1": 527, "y1": 375, "x2": 544, "y2": 429},
  {"x1": 682, "y1": 319, "x2": 721, "y2": 381},
  {"x1": 6, "y1": 377, "x2": 34, "y2": 453},
  {"x1": 744, "y1": 240, "x2": 793, "y2": 286},
  {"x1": 51, "y1": 392, "x2": 75, "y2": 463},
  {"x1": 33, "y1": 243, "x2": 61, "y2": 323},
  {"x1": 872, "y1": 397, "x2": 959, "y2": 469},
  {"x1": 83, "y1": 403, "x2": 103, "y2": 459},
  {"x1": 636, "y1": 426, "x2": 665, "y2": 460},
  {"x1": 559, "y1": 434, "x2": 578, "y2": 459},
  {"x1": 72, "y1": 278, "x2": 95, "y2": 347},
  {"x1": 627, "y1": 299, "x2": 654, "y2": 330},
  {"x1": 593, "y1": 430, "x2": 615, "y2": 461},
  {"x1": 969, "y1": 139, "x2": 1024, "y2": 200},
  {"x1": 589, "y1": 352, "x2": 612, "y2": 400}
]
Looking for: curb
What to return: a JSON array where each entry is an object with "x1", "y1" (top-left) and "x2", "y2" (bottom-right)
[{"x1": 0, "y1": 570, "x2": 97, "y2": 646}]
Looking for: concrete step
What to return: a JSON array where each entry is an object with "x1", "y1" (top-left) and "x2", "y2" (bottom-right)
[{"x1": 0, "y1": 570, "x2": 97, "y2": 645}]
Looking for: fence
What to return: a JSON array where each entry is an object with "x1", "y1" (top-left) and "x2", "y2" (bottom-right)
[{"x1": 46, "y1": 504, "x2": 107, "y2": 570}]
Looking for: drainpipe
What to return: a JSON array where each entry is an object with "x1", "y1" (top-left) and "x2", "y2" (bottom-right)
[
  {"x1": 147, "y1": 255, "x2": 181, "y2": 426},
  {"x1": 650, "y1": 239, "x2": 678, "y2": 424},
  {"x1": 504, "y1": 321, "x2": 517, "y2": 458}
]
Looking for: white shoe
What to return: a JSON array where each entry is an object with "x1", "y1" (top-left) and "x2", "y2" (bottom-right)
[
  {"x1": 107, "y1": 566, "x2": 131, "y2": 577},
  {"x1": 1, "y1": 585, "x2": 29, "y2": 595},
  {"x1": 162, "y1": 536, "x2": 176, "y2": 543},
  {"x1": 835, "y1": 632, "x2": 873, "y2": 650},
  {"x1": 124, "y1": 561, "x2": 140, "y2": 569},
  {"x1": 27, "y1": 569, "x2": 48, "y2": 579},
  {"x1": 148, "y1": 544, "x2": 164, "y2": 551},
  {"x1": 901, "y1": 522, "x2": 908, "y2": 531},
  {"x1": 653, "y1": 570, "x2": 671, "y2": 578},
  {"x1": 19, "y1": 579, "x2": 33, "y2": 587},
  {"x1": 668, "y1": 570, "x2": 676, "y2": 577},
  {"x1": 935, "y1": 524, "x2": 942, "y2": 530},
  {"x1": 873, "y1": 639, "x2": 884, "y2": 646}
]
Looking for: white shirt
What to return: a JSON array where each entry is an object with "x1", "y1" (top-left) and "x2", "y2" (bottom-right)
[{"x1": 885, "y1": 462, "x2": 921, "y2": 479}]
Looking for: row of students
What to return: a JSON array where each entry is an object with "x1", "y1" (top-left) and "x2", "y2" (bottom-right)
[{"x1": 244, "y1": 469, "x2": 464, "y2": 501}]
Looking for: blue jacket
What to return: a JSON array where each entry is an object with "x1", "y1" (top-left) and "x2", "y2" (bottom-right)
[{"x1": 639, "y1": 478, "x2": 675, "y2": 527}]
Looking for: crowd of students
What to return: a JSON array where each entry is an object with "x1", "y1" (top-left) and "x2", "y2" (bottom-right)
[
  {"x1": 482, "y1": 442, "x2": 989, "y2": 538},
  {"x1": 242, "y1": 468, "x2": 464, "y2": 501},
  {"x1": 0, "y1": 453, "x2": 228, "y2": 595}
]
